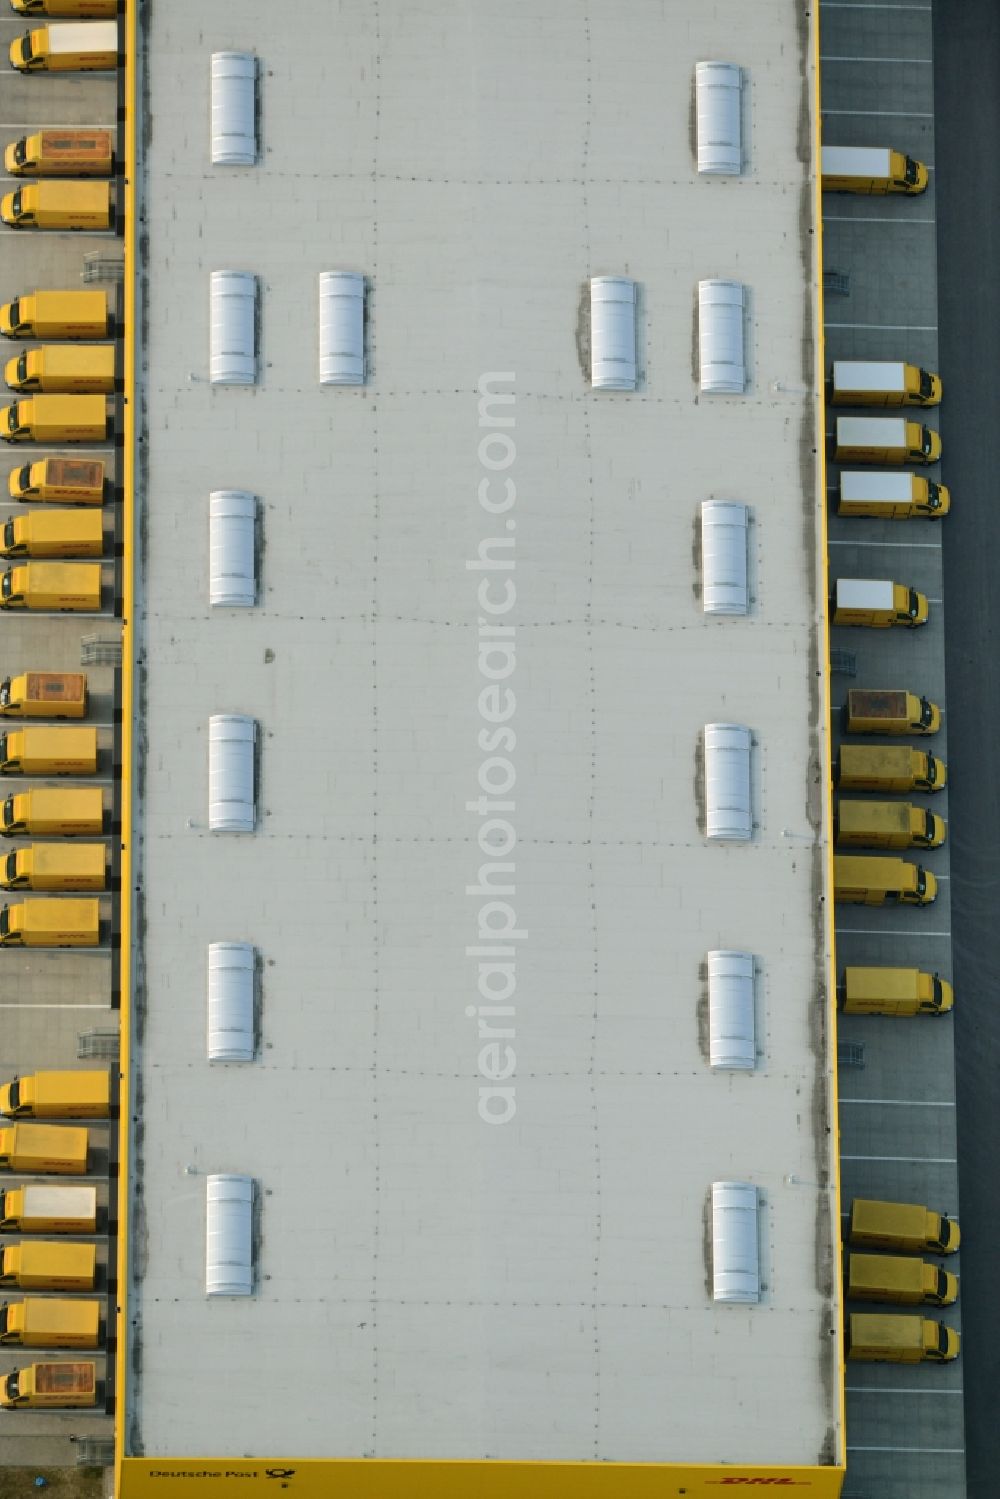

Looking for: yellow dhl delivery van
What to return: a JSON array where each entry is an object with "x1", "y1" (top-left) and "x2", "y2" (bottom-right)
[
  {"x1": 4, "y1": 129, "x2": 113, "y2": 178},
  {"x1": 0, "y1": 788, "x2": 105, "y2": 836},
  {"x1": 0, "y1": 671, "x2": 87, "y2": 717},
  {"x1": 5, "y1": 345, "x2": 115, "y2": 394},
  {"x1": 0, "y1": 898, "x2": 99, "y2": 947},
  {"x1": 840, "y1": 966, "x2": 953, "y2": 1016},
  {"x1": 833, "y1": 855, "x2": 936, "y2": 906},
  {"x1": 0, "y1": 290, "x2": 111, "y2": 340},
  {"x1": 9, "y1": 458, "x2": 105, "y2": 504},
  {"x1": 0, "y1": 726, "x2": 97, "y2": 775},
  {"x1": 0, "y1": 1070, "x2": 108, "y2": 1119},
  {"x1": 1, "y1": 843, "x2": 107, "y2": 892},
  {"x1": 0, "y1": 562, "x2": 102, "y2": 611},
  {"x1": 0, "y1": 510, "x2": 105, "y2": 558},
  {"x1": 0, "y1": 181, "x2": 112, "y2": 232}
]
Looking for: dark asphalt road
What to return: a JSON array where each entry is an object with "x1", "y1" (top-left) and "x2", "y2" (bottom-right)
[{"x1": 933, "y1": 3, "x2": 1000, "y2": 1493}]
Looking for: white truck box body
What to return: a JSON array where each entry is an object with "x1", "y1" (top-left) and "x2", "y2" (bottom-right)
[
  {"x1": 834, "y1": 362, "x2": 907, "y2": 395},
  {"x1": 836, "y1": 579, "x2": 895, "y2": 611},
  {"x1": 822, "y1": 146, "x2": 892, "y2": 179},
  {"x1": 840, "y1": 472, "x2": 914, "y2": 503}
]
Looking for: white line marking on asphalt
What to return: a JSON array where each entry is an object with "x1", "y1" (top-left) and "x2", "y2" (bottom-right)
[
  {"x1": 847, "y1": 1446, "x2": 964, "y2": 1455},
  {"x1": 926, "y1": 596, "x2": 943, "y2": 603},
  {"x1": 840, "y1": 1154, "x2": 957, "y2": 1164},
  {"x1": 823, "y1": 214, "x2": 935, "y2": 224},
  {"x1": 820, "y1": 54, "x2": 932, "y2": 63},
  {"x1": 0, "y1": 1002, "x2": 111, "y2": 1009},
  {"x1": 822, "y1": 109, "x2": 934, "y2": 118},
  {"x1": 836, "y1": 928, "x2": 951, "y2": 937},
  {"x1": 840, "y1": 1098, "x2": 955, "y2": 1107},
  {"x1": 825, "y1": 322, "x2": 938, "y2": 330},
  {"x1": 827, "y1": 539, "x2": 941, "y2": 549},
  {"x1": 844, "y1": 1387, "x2": 962, "y2": 1397}
]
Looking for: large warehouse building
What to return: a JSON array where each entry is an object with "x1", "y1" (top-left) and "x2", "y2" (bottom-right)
[{"x1": 116, "y1": 1, "x2": 837, "y2": 1493}]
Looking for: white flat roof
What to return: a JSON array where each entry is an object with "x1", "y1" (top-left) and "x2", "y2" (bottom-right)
[{"x1": 133, "y1": 0, "x2": 836, "y2": 1466}]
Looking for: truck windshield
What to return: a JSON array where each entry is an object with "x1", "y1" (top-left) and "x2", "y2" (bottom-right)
[
  {"x1": 3, "y1": 1370, "x2": 17, "y2": 1402},
  {"x1": 937, "y1": 1269, "x2": 949, "y2": 1302},
  {"x1": 927, "y1": 757, "x2": 938, "y2": 786},
  {"x1": 923, "y1": 810, "x2": 935, "y2": 843},
  {"x1": 5, "y1": 407, "x2": 18, "y2": 436},
  {"x1": 933, "y1": 975, "x2": 943, "y2": 1006},
  {"x1": 4, "y1": 852, "x2": 16, "y2": 882},
  {"x1": 904, "y1": 156, "x2": 919, "y2": 185},
  {"x1": 0, "y1": 1306, "x2": 8, "y2": 1335},
  {"x1": 927, "y1": 482, "x2": 941, "y2": 509},
  {"x1": 14, "y1": 466, "x2": 29, "y2": 496},
  {"x1": 921, "y1": 428, "x2": 934, "y2": 456},
  {"x1": 919, "y1": 697, "x2": 933, "y2": 727},
  {"x1": 908, "y1": 589, "x2": 921, "y2": 618},
  {"x1": 9, "y1": 191, "x2": 21, "y2": 220},
  {"x1": 2, "y1": 522, "x2": 13, "y2": 551},
  {"x1": 943, "y1": 1217, "x2": 957, "y2": 1250},
  {"x1": 2, "y1": 795, "x2": 13, "y2": 826},
  {"x1": 935, "y1": 1325, "x2": 949, "y2": 1358},
  {"x1": 0, "y1": 908, "x2": 10, "y2": 938},
  {"x1": 12, "y1": 139, "x2": 26, "y2": 168},
  {"x1": 5, "y1": 301, "x2": 19, "y2": 333},
  {"x1": 915, "y1": 868, "x2": 927, "y2": 896},
  {"x1": 0, "y1": 679, "x2": 8, "y2": 706},
  {"x1": 15, "y1": 354, "x2": 26, "y2": 385},
  {"x1": 918, "y1": 369, "x2": 934, "y2": 399},
  {"x1": 5, "y1": 1081, "x2": 17, "y2": 1112}
]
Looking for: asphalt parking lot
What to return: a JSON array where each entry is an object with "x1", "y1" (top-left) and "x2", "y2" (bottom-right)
[
  {"x1": 820, "y1": 2, "x2": 965, "y2": 1496},
  {"x1": 0, "y1": 9, "x2": 120, "y2": 1464}
]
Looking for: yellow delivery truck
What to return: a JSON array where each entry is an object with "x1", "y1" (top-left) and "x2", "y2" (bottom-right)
[
  {"x1": 0, "y1": 1125, "x2": 88, "y2": 1175},
  {"x1": 835, "y1": 417, "x2": 941, "y2": 466},
  {"x1": 9, "y1": 458, "x2": 106, "y2": 504},
  {"x1": 0, "y1": 510, "x2": 105, "y2": 558},
  {"x1": 843, "y1": 688, "x2": 940, "y2": 736},
  {"x1": 1, "y1": 843, "x2": 107, "y2": 892},
  {"x1": 0, "y1": 672, "x2": 87, "y2": 718},
  {"x1": 5, "y1": 345, "x2": 116, "y2": 394},
  {"x1": 0, "y1": 1071, "x2": 109, "y2": 1119},
  {"x1": 0, "y1": 181, "x2": 113, "y2": 232},
  {"x1": 0, "y1": 726, "x2": 97, "y2": 774},
  {"x1": 1, "y1": 395, "x2": 110, "y2": 443},
  {"x1": 0, "y1": 788, "x2": 106, "y2": 836},
  {"x1": 0, "y1": 1184, "x2": 97, "y2": 1234},
  {"x1": 833, "y1": 855, "x2": 937, "y2": 906},
  {"x1": 847, "y1": 1253, "x2": 957, "y2": 1307},
  {"x1": 0, "y1": 898, "x2": 100, "y2": 947},
  {"x1": 821, "y1": 145, "x2": 928, "y2": 195},
  {"x1": 0, "y1": 290, "x2": 111, "y2": 340},
  {"x1": 832, "y1": 578, "x2": 929, "y2": 628},
  {"x1": 847, "y1": 1314, "x2": 959, "y2": 1363},
  {"x1": 0, "y1": 1242, "x2": 96, "y2": 1292},
  {"x1": 0, "y1": 562, "x2": 102, "y2": 611},
  {"x1": 0, "y1": 1360, "x2": 97, "y2": 1410},
  {"x1": 830, "y1": 361, "x2": 942, "y2": 407},
  {"x1": 0, "y1": 1297, "x2": 100, "y2": 1349},
  {"x1": 849, "y1": 1198, "x2": 959, "y2": 1254},
  {"x1": 12, "y1": 0, "x2": 117, "y2": 13},
  {"x1": 838, "y1": 471, "x2": 950, "y2": 519},
  {"x1": 841, "y1": 966, "x2": 953, "y2": 1016},
  {"x1": 835, "y1": 799, "x2": 946, "y2": 850},
  {"x1": 5, "y1": 129, "x2": 113, "y2": 178},
  {"x1": 835, "y1": 744, "x2": 946, "y2": 793},
  {"x1": 10, "y1": 21, "x2": 118, "y2": 72}
]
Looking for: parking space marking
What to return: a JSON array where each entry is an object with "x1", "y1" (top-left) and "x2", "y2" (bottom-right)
[
  {"x1": 840, "y1": 1153, "x2": 957, "y2": 1164},
  {"x1": 825, "y1": 321, "x2": 938, "y2": 331},
  {"x1": 0, "y1": 1002, "x2": 111, "y2": 1009},
  {"x1": 820, "y1": 55, "x2": 933, "y2": 64},
  {"x1": 836, "y1": 928, "x2": 951, "y2": 937},
  {"x1": 847, "y1": 1446, "x2": 965, "y2": 1455},
  {"x1": 840, "y1": 1098, "x2": 955, "y2": 1107},
  {"x1": 823, "y1": 214, "x2": 936, "y2": 224},
  {"x1": 827, "y1": 539, "x2": 942, "y2": 549},
  {"x1": 822, "y1": 109, "x2": 934, "y2": 118},
  {"x1": 845, "y1": 1387, "x2": 961, "y2": 1396}
]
